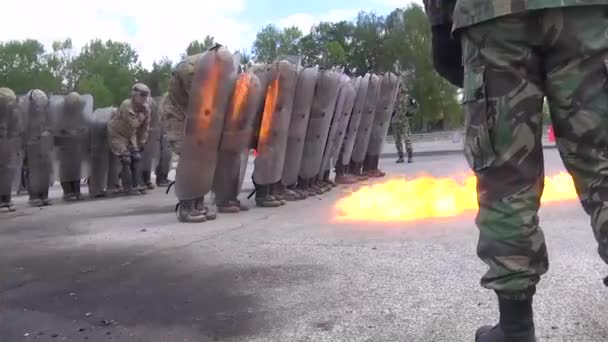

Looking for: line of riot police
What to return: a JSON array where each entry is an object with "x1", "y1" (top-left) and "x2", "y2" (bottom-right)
[{"x1": 0, "y1": 46, "x2": 404, "y2": 219}]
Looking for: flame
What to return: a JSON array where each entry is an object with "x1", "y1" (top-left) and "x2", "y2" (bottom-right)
[
  {"x1": 334, "y1": 172, "x2": 578, "y2": 223},
  {"x1": 196, "y1": 53, "x2": 222, "y2": 130},
  {"x1": 229, "y1": 73, "x2": 251, "y2": 125},
  {"x1": 258, "y1": 77, "x2": 280, "y2": 146}
]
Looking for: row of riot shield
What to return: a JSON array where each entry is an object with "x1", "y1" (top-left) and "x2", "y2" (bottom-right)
[{"x1": 3, "y1": 89, "x2": 172, "y2": 204}]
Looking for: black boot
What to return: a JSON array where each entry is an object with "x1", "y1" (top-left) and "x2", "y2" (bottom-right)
[
  {"x1": 142, "y1": 171, "x2": 155, "y2": 190},
  {"x1": 407, "y1": 151, "x2": 413, "y2": 163},
  {"x1": 476, "y1": 295, "x2": 536, "y2": 342},
  {"x1": 61, "y1": 181, "x2": 73, "y2": 201},
  {"x1": 72, "y1": 181, "x2": 84, "y2": 201},
  {"x1": 0, "y1": 194, "x2": 16, "y2": 212},
  {"x1": 130, "y1": 157, "x2": 145, "y2": 194},
  {"x1": 120, "y1": 158, "x2": 140, "y2": 196},
  {"x1": 396, "y1": 152, "x2": 405, "y2": 164},
  {"x1": 255, "y1": 183, "x2": 282, "y2": 208}
]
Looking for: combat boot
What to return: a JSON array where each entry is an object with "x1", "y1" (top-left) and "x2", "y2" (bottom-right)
[
  {"x1": 350, "y1": 162, "x2": 368, "y2": 182},
  {"x1": 334, "y1": 164, "x2": 358, "y2": 185},
  {"x1": 142, "y1": 171, "x2": 155, "y2": 190},
  {"x1": 255, "y1": 184, "x2": 282, "y2": 208},
  {"x1": 72, "y1": 181, "x2": 85, "y2": 201},
  {"x1": 0, "y1": 195, "x2": 16, "y2": 212},
  {"x1": 364, "y1": 156, "x2": 385, "y2": 178},
  {"x1": 396, "y1": 152, "x2": 405, "y2": 164},
  {"x1": 407, "y1": 151, "x2": 413, "y2": 163},
  {"x1": 28, "y1": 197, "x2": 45, "y2": 207},
  {"x1": 297, "y1": 178, "x2": 316, "y2": 197},
  {"x1": 120, "y1": 158, "x2": 141, "y2": 196},
  {"x1": 61, "y1": 181, "x2": 74, "y2": 201},
  {"x1": 272, "y1": 182, "x2": 299, "y2": 202},
  {"x1": 198, "y1": 197, "x2": 217, "y2": 220},
  {"x1": 217, "y1": 199, "x2": 241, "y2": 214},
  {"x1": 323, "y1": 171, "x2": 337, "y2": 188},
  {"x1": 476, "y1": 296, "x2": 536, "y2": 342},
  {"x1": 288, "y1": 185, "x2": 308, "y2": 200},
  {"x1": 176, "y1": 198, "x2": 207, "y2": 223}
]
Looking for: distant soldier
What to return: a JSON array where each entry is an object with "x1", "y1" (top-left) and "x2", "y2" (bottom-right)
[
  {"x1": 107, "y1": 83, "x2": 151, "y2": 196},
  {"x1": 392, "y1": 86, "x2": 418, "y2": 163}
]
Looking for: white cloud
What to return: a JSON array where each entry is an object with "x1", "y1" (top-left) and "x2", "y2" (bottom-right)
[
  {"x1": 0, "y1": 0, "x2": 255, "y2": 68},
  {"x1": 0, "y1": 0, "x2": 424, "y2": 69}
]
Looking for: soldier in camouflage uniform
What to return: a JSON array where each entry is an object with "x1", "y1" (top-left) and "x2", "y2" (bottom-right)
[
  {"x1": 424, "y1": 1, "x2": 608, "y2": 341},
  {"x1": 160, "y1": 52, "x2": 219, "y2": 223},
  {"x1": 391, "y1": 86, "x2": 417, "y2": 164},
  {"x1": 107, "y1": 83, "x2": 151, "y2": 196}
]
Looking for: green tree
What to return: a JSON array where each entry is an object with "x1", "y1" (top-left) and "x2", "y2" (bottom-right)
[
  {"x1": 252, "y1": 25, "x2": 303, "y2": 63},
  {"x1": 137, "y1": 57, "x2": 173, "y2": 97},
  {"x1": 383, "y1": 5, "x2": 463, "y2": 131},
  {"x1": 0, "y1": 39, "x2": 61, "y2": 94},
  {"x1": 184, "y1": 35, "x2": 216, "y2": 57},
  {"x1": 72, "y1": 39, "x2": 142, "y2": 107},
  {"x1": 45, "y1": 38, "x2": 79, "y2": 92},
  {"x1": 349, "y1": 12, "x2": 386, "y2": 75}
]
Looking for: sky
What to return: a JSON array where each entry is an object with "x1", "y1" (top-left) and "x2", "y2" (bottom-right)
[{"x1": 0, "y1": 0, "x2": 422, "y2": 69}]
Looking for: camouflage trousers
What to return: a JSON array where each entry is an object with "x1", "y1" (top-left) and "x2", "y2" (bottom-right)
[
  {"x1": 107, "y1": 132, "x2": 133, "y2": 158},
  {"x1": 461, "y1": 5, "x2": 608, "y2": 299},
  {"x1": 393, "y1": 118, "x2": 413, "y2": 155}
]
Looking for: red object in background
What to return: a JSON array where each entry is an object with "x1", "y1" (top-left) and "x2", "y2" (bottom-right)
[
  {"x1": 548, "y1": 126, "x2": 555, "y2": 143},
  {"x1": 252, "y1": 149, "x2": 258, "y2": 157}
]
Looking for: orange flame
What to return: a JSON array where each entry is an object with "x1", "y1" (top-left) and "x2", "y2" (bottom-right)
[
  {"x1": 334, "y1": 172, "x2": 578, "y2": 222},
  {"x1": 195, "y1": 53, "x2": 222, "y2": 130},
  {"x1": 229, "y1": 73, "x2": 251, "y2": 125},
  {"x1": 258, "y1": 77, "x2": 280, "y2": 146}
]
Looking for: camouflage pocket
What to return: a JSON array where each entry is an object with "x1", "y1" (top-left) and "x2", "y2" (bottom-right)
[{"x1": 462, "y1": 65, "x2": 496, "y2": 172}]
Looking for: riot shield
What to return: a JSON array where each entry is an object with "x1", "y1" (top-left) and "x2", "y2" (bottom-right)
[
  {"x1": 155, "y1": 96, "x2": 172, "y2": 184},
  {"x1": 328, "y1": 80, "x2": 357, "y2": 169},
  {"x1": 22, "y1": 90, "x2": 53, "y2": 201},
  {"x1": 366, "y1": 72, "x2": 400, "y2": 157},
  {"x1": 351, "y1": 74, "x2": 381, "y2": 163},
  {"x1": 252, "y1": 59, "x2": 299, "y2": 185},
  {"x1": 174, "y1": 46, "x2": 238, "y2": 201},
  {"x1": 298, "y1": 70, "x2": 342, "y2": 179},
  {"x1": 320, "y1": 78, "x2": 357, "y2": 173},
  {"x1": 249, "y1": 64, "x2": 273, "y2": 150},
  {"x1": 212, "y1": 71, "x2": 263, "y2": 204},
  {"x1": 140, "y1": 97, "x2": 161, "y2": 181},
  {"x1": 0, "y1": 88, "x2": 21, "y2": 200},
  {"x1": 51, "y1": 92, "x2": 91, "y2": 183},
  {"x1": 11, "y1": 96, "x2": 26, "y2": 194},
  {"x1": 340, "y1": 75, "x2": 369, "y2": 165},
  {"x1": 280, "y1": 66, "x2": 318, "y2": 187},
  {"x1": 89, "y1": 107, "x2": 116, "y2": 197},
  {"x1": 318, "y1": 77, "x2": 349, "y2": 175}
]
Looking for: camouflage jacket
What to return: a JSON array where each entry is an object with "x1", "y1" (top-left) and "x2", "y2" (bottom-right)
[
  {"x1": 392, "y1": 93, "x2": 418, "y2": 125},
  {"x1": 452, "y1": 0, "x2": 608, "y2": 29},
  {"x1": 108, "y1": 99, "x2": 151, "y2": 149},
  {"x1": 167, "y1": 53, "x2": 203, "y2": 111}
]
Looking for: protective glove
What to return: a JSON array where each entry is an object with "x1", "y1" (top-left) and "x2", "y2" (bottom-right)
[{"x1": 431, "y1": 25, "x2": 464, "y2": 88}]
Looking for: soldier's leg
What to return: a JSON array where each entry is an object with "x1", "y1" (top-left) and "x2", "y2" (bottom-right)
[
  {"x1": 405, "y1": 119, "x2": 414, "y2": 163},
  {"x1": 461, "y1": 13, "x2": 546, "y2": 342},
  {"x1": 544, "y1": 6, "x2": 608, "y2": 279},
  {"x1": 394, "y1": 129, "x2": 405, "y2": 163}
]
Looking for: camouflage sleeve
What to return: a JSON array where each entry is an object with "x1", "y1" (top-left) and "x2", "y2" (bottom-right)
[
  {"x1": 422, "y1": 0, "x2": 456, "y2": 26},
  {"x1": 137, "y1": 105, "x2": 151, "y2": 149}
]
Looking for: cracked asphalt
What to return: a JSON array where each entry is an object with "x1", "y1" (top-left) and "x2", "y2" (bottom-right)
[{"x1": 1, "y1": 150, "x2": 608, "y2": 342}]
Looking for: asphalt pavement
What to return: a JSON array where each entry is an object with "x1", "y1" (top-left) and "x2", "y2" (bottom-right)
[{"x1": 1, "y1": 150, "x2": 607, "y2": 342}]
